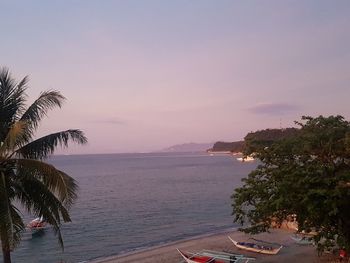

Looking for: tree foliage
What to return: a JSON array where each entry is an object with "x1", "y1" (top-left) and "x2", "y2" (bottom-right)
[
  {"x1": 243, "y1": 128, "x2": 299, "y2": 155},
  {"x1": 232, "y1": 115, "x2": 350, "y2": 252},
  {"x1": 210, "y1": 141, "x2": 245, "y2": 153},
  {"x1": 0, "y1": 67, "x2": 87, "y2": 263}
]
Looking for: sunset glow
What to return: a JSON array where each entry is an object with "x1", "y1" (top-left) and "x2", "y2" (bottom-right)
[{"x1": 2, "y1": 1, "x2": 349, "y2": 153}]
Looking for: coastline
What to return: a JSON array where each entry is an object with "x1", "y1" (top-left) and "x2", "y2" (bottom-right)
[
  {"x1": 89, "y1": 228, "x2": 323, "y2": 263},
  {"x1": 88, "y1": 227, "x2": 238, "y2": 263}
]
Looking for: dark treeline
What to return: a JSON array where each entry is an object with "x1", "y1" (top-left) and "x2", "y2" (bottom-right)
[
  {"x1": 209, "y1": 141, "x2": 245, "y2": 152},
  {"x1": 209, "y1": 128, "x2": 299, "y2": 153},
  {"x1": 244, "y1": 128, "x2": 299, "y2": 153}
]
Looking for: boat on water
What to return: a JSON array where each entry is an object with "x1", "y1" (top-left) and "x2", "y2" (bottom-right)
[
  {"x1": 236, "y1": 156, "x2": 255, "y2": 162},
  {"x1": 228, "y1": 237, "x2": 282, "y2": 255},
  {"x1": 27, "y1": 217, "x2": 47, "y2": 233},
  {"x1": 177, "y1": 249, "x2": 255, "y2": 263}
]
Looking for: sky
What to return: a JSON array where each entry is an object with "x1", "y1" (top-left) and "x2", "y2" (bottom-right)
[{"x1": 1, "y1": 1, "x2": 350, "y2": 154}]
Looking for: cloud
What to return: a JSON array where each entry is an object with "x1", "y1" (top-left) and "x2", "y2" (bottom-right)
[{"x1": 248, "y1": 103, "x2": 300, "y2": 116}]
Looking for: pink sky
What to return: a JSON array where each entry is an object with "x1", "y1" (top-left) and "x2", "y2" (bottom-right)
[{"x1": 1, "y1": 1, "x2": 350, "y2": 153}]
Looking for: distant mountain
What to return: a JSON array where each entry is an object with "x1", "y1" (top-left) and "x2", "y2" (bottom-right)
[{"x1": 159, "y1": 142, "x2": 213, "y2": 153}]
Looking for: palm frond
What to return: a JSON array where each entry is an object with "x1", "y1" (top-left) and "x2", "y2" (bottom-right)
[
  {"x1": 16, "y1": 129, "x2": 87, "y2": 159},
  {"x1": 0, "y1": 205, "x2": 25, "y2": 250},
  {"x1": 20, "y1": 91, "x2": 65, "y2": 142},
  {"x1": 12, "y1": 173, "x2": 71, "y2": 249},
  {"x1": 0, "y1": 67, "x2": 28, "y2": 142},
  {"x1": 8, "y1": 205, "x2": 25, "y2": 249},
  {"x1": 16, "y1": 75, "x2": 29, "y2": 91},
  {"x1": 14, "y1": 159, "x2": 78, "y2": 207},
  {"x1": 0, "y1": 121, "x2": 27, "y2": 156}
]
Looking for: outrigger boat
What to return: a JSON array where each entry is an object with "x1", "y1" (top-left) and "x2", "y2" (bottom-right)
[
  {"x1": 228, "y1": 237, "x2": 282, "y2": 255},
  {"x1": 290, "y1": 233, "x2": 314, "y2": 245},
  {"x1": 27, "y1": 217, "x2": 46, "y2": 233},
  {"x1": 177, "y1": 249, "x2": 255, "y2": 263}
]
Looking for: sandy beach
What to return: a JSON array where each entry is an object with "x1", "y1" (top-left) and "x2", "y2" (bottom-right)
[{"x1": 91, "y1": 228, "x2": 326, "y2": 263}]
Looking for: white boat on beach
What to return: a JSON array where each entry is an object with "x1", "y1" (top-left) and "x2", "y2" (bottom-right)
[
  {"x1": 228, "y1": 236, "x2": 282, "y2": 255},
  {"x1": 178, "y1": 249, "x2": 225, "y2": 263},
  {"x1": 290, "y1": 234, "x2": 314, "y2": 245},
  {"x1": 177, "y1": 249, "x2": 255, "y2": 263}
]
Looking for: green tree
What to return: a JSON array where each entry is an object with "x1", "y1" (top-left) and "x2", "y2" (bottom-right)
[
  {"x1": 232, "y1": 115, "x2": 350, "y2": 252},
  {"x1": 0, "y1": 68, "x2": 87, "y2": 263}
]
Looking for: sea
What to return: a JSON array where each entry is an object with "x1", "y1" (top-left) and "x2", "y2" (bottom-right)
[{"x1": 7, "y1": 152, "x2": 257, "y2": 263}]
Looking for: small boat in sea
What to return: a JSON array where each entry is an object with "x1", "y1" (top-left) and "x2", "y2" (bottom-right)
[
  {"x1": 177, "y1": 249, "x2": 255, "y2": 263},
  {"x1": 228, "y1": 237, "x2": 282, "y2": 255},
  {"x1": 236, "y1": 156, "x2": 255, "y2": 162},
  {"x1": 27, "y1": 217, "x2": 46, "y2": 234}
]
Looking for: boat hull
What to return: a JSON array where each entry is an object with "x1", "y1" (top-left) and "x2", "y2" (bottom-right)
[
  {"x1": 290, "y1": 235, "x2": 313, "y2": 245},
  {"x1": 228, "y1": 236, "x2": 282, "y2": 255},
  {"x1": 27, "y1": 217, "x2": 47, "y2": 234},
  {"x1": 177, "y1": 249, "x2": 225, "y2": 263}
]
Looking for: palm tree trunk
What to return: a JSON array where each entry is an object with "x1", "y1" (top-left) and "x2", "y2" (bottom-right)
[
  {"x1": 1, "y1": 245, "x2": 11, "y2": 263},
  {"x1": 1, "y1": 231, "x2": 11, "y2": 263},
  {"x1": 0, "y1": 224, "x2": 13, "y2": 263},
  {"x1": 0, "y1": 172, "x2": 12, "y2": 263}
]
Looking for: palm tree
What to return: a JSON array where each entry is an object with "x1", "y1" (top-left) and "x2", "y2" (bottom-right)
[{"x1": 0, "y1": 67, "x2": 87, "y2": 263}]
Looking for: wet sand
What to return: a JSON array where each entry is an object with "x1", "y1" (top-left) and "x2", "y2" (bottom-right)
[{"x1": 91, "y1": 228, "x2": 327, "y2": 263}]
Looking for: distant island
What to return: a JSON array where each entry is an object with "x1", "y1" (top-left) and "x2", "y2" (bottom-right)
[
  {"x1": 207, "y1": 141, "x2": 245, "y2": 153},
  {"x1": 160, "y1": 128, "x2": 299, "y2": 154},
  {"x1": 209, "y1": 128, "x2": 299, "y2": 154},
  {"x1": 159, "y1": 142, "x2": 214, "y2": 153}
]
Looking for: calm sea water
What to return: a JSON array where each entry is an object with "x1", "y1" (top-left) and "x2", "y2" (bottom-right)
[{"x1": 8, "y1": 153, "x2": 256, "y2": 263}]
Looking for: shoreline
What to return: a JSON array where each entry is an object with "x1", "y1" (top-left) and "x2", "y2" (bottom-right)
[
  {"x1": 88, "y1": 227, "x2": 238, "y2": 262},
  {"x1": 89, "y1": 228, "x2": 323, "y2": 263}
]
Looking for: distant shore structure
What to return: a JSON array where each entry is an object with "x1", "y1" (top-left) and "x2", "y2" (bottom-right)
[{"x1": 236, "y1": 156, "x2": 255, "y2": 162}]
